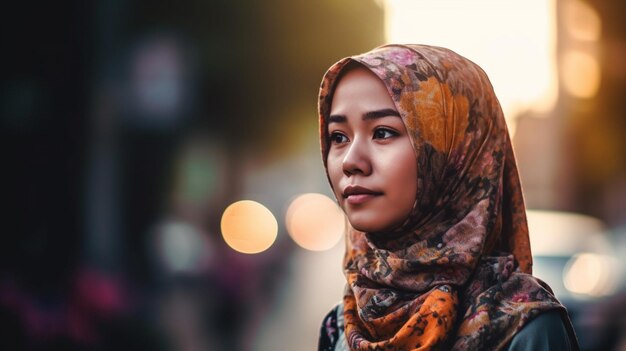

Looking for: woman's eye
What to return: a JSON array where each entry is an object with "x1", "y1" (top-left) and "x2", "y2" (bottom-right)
[
  {"x1": 329, "y1": 132, "x2": 348, "y2": 144},
  {"x1": 373, "y1": 128, "x2": 398, "y2": 139}
]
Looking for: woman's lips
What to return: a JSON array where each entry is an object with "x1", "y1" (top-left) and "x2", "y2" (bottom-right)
[
  {"x1": 345, "y1": 193, "x2": 380, "y2": 205},
  {"x1": 343, "y1": 185, "x2": 382, "y2": 205}
]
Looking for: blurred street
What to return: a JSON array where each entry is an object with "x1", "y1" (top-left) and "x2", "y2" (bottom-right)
[{"x1": 2, "y1": 1, "x2": 626, "y2": 350}]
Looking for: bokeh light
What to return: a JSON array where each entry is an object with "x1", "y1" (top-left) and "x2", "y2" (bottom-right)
[
  {"x1": 154, "y1": 220, "x2": 211, "y2": 274},
  {"x1": 563, "y1": 0, "x2": 601, "y2": 41},
  {"x1": 220, "y1": 200, "x2": 278, "y2": 254},
  {"x1": 561, "y1": 50, "x2": 601, "y2": 98},
  {"x1": 285, "y1": 193, "x2": 346, "y2": 251},
  {"x1": 563, "y1": 253, "x2": 619, "y2": 297}
]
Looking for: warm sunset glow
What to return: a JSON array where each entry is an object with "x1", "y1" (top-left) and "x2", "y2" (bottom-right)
[
  {"x1": 561, "y1": 50, "x2": 601, "y2": 98},
  {"x1": 383, "y1": 0, "x2": 558, "y2": 130},
  {"x1": 220, "y1": 200, "x2": 278, "y2": 254},
  {"x1": 285, "y1": 193, "x2": 346, "y2": 251}
]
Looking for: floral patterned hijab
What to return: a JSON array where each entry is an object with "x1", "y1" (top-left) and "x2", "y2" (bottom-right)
[{"x1": 318, "y1": 44, "x2": 576, "y2": 350}]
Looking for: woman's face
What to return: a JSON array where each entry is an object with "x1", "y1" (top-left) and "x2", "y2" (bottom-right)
[{"x1": 327, "y1": 66, "x2": 417, "y2": 233}]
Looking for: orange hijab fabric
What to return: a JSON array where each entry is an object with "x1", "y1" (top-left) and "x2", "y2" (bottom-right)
[{"x1": 318, "y1": 44, "x2": 573, "y2": 350}]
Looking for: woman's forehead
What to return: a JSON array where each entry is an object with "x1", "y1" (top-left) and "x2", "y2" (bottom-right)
[{"x1": 329, "y1": 66, "x2": 396, "y2": 114}]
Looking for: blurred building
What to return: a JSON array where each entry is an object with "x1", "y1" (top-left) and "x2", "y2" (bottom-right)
[
  {"x1": 1, "y1": 1, "x2": 383, "y2": 350},
  {"x1": 514, "y1": 0, "x2": 626, "y2": 229}
]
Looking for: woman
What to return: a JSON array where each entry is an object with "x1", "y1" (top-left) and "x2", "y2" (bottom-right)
[{"x1": 317, "y1": 44, "x2": 579, "y2": 351}]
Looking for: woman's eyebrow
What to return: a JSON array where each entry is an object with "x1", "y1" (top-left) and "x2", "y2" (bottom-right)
[
  {"x1": 328, "y1": 114, "x2": 346, "y2": 124},
  {"x1": 328, "y1": 109, "x2": 400, "y2": 124},
  {"x1": 363, "y1": 108, "x2": 401, "y2": 120}
]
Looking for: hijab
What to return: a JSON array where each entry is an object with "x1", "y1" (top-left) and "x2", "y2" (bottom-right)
[{"x1": 318, "y1": 44, "x2": 576, "y2": 350}]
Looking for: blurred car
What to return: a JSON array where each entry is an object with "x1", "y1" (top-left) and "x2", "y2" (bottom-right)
[{"x1": 527, "y1": 210, "x2": 626, "y2": 351}]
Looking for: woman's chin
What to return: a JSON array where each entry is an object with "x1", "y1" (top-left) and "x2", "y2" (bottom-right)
[{"x1": 348, "y1": 215, "x2": 397, "y2": 233}]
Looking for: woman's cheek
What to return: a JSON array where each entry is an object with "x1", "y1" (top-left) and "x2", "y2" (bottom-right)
[{"x1": 326, "y1": 154, "x2": 343, "y2": 199}]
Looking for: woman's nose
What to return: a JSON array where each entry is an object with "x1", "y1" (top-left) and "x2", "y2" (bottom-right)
[{"x1": 342, "y1": 138, "x2": 372, "y2": 176}]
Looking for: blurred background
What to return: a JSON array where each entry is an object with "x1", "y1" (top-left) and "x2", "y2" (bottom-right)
[{"x1": 1, "y1": 0, "x2": 626, "y2": 350}]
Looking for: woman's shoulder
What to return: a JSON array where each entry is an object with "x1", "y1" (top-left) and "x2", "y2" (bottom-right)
[
  {"x1": 318, "y1": 302, "x2": 347, "y2": 351},
  {"x1": 505, "y1": 310, "x2": 578, "y2": 351},
  {"x1": 318, "y1": 303, "x2": 577, "y2": 351}
]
